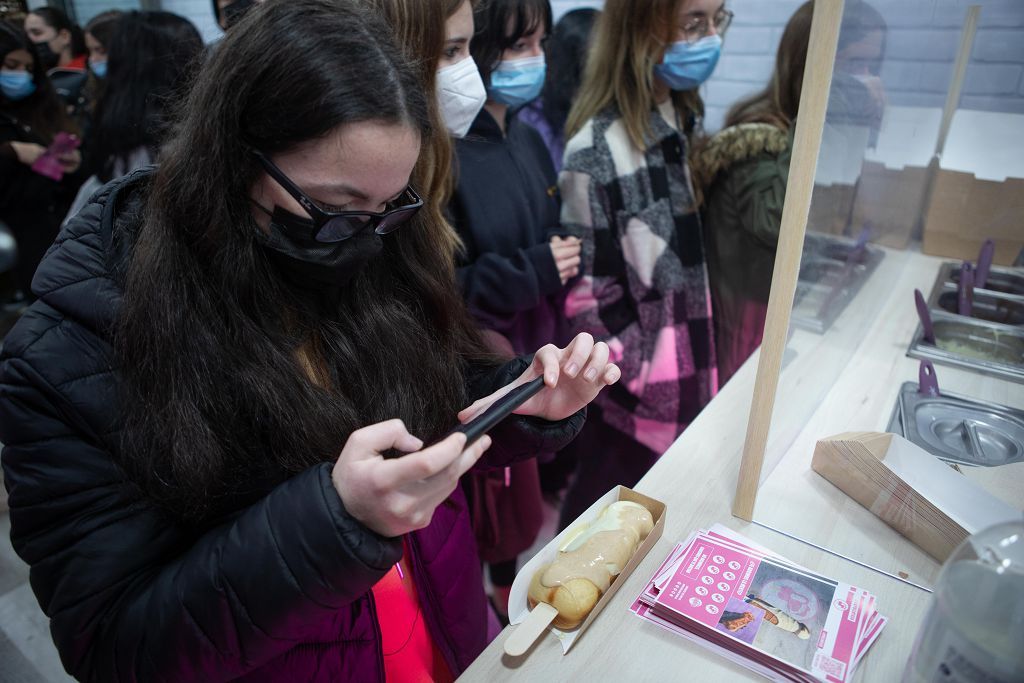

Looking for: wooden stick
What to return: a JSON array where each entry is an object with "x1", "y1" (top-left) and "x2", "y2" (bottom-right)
[
  {"x1": 732, "y1": 0, "x2": 846, "y2": 521},
  {"x1": 935, "y1": 6, "x2": 981, "y2": 157},
  {"x1": 918, "y1": 6, "x2": 982, "y2": 247},
  {"x1": 503, "y1": 603, "x2": 558, "y2": 657}
]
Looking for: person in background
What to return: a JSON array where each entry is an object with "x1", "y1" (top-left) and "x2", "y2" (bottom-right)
[
  {"x1": 23, "y1": 7, "x2": 85, "y2": 71},
  {"x1": 362, "y1": 0, "x2": 466, "y2": 261},
  {"x1": 693, "y1": 0, "x2": 811, "y2": 386},
  {"x1": 516, "y1": 5, "x2": 599, "y2": 499},
  {"x1": 557, "y1": 0, "x2": 728, "y2": 529},
  {"x1": 448, "y1": 0, "x2": 584, "y2": 621},
  {"x1": 829, "y1": 0, "x2": 887, "y2": 135},
  {"x1": 212, "y1": 0, "x2": 264, "y2": 31},
  {"x1": 517, "y1": 7, "x2": 599, "y2": 174},
  {"x1": 65, "y1": 11, "x2": 203, "y2": 223},
  {"x1": 23, "y1": 8, "x2": 88, "y2": 114},
  {"x1": 453, "y1": 0, "x2": 578, "y2": 372},
  {"x1": 0, "y1": 1, "x2": 615, "y2": 680},
  {"x1": 76, "y1": 10, "x2": 121, "y2": 136},
  {"x1": 694, "y1": 0, "x2": 885, "y2": 386},
  {"x1": 0, "y1": 21, "x2": 82, "y2": 301},
  {"x1": 83, "y1": 10, "x2": 121, "y2": 82}
]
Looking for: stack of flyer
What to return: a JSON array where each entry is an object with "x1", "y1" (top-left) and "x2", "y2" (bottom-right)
[{"x1": 631, "y1": 525, "x2": 886, "y2": 682}]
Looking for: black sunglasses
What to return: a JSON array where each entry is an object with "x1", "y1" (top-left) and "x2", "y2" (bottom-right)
[{"x1": 251, "y1": 148, "x2": 424, "y2": 243}]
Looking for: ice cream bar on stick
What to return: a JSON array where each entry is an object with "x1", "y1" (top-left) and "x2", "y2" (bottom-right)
[{"x1": 504, "y1": 501, "x2": 654, "y2": 656}]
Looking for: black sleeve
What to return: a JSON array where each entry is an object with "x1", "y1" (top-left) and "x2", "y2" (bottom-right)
[
  {"x1": 448, "y1": 183, "x2": 563, "y2": 325},
  {"x1": 465, "y1": 355, "x2": 585, "y2": 469},
  {"x1": 456, "y1": 241, "x2": 562, "y2": 319},
  {"x1": 0, "y1": 353, "x2": 401, "y2": 682},
  {"x1": 0, "y1": 141, "x2": 30, "y2": 212}
]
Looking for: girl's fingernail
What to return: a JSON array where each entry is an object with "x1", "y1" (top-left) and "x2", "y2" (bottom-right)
[
  {"x1": 546, "y1": 372, "x2": 557, "y2": 385},
  {"x1": 566, "y1": 362, "x2": 579, "y2": 377},
  {"x1": 585, "y1": 368, "x2": 598, "y2": 381}
]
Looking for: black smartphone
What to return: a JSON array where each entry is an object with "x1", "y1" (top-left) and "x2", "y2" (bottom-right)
[{"x1": 453, "y1": 376, "x2": 546, "y2": 447}]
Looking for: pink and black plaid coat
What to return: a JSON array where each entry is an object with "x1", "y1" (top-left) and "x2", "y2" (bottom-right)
[{"x1": 559, "y1": 103, "x2": 719, "y2": 455}]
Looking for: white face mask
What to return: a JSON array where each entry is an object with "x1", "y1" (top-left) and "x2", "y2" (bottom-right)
[{"x1": 437, "y1": 56, "x2": 487, "y2": 138}]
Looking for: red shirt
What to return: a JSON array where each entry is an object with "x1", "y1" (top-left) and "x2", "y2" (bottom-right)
[
  {"x1": 371, "y1": 542, "x2": 454, "y2": 683},
  {"x1": 65, "y1": 55, "x2": 87, "y2": 71}
]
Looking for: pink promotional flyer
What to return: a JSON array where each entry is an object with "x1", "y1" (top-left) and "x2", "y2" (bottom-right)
[{"x1": 631, "y1": 526, "x2": 886, "y2": 682}]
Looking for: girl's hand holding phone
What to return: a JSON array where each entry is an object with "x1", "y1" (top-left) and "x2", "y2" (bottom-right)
[
  {"x1": 459, "y1": 333, "x2": 620, "y2": 425},
  {"x1": 332, "y1": 420, "x2": 492, "y2": 538}
]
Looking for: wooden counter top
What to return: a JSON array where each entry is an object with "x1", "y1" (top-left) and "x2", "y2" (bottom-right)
[{"x1": 461, "y1": 250, "x2": 1023, "y2": 681}]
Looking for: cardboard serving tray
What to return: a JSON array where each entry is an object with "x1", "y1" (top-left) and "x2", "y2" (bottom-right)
[{"x1": 506, "y1": 485, "x2": 666, "y2": 655}]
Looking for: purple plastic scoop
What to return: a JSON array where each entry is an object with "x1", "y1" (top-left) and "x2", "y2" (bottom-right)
[
  {"x1": 918, "y1": 359, "x2": 940, "y2": 397},
  {"x1": 915, "y1": 289, "x2": 935, "y2": 344},
  {"x1": 958, "y1": 262, "x2": 974, "y2": 317},
  {"x1": 976, "y1": 239, "x2": 994, "y2": 289}
]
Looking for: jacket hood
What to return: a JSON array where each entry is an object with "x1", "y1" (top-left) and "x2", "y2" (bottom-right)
[{"x1": 692, "y1": 122, "x2": 790, "y2": 193}]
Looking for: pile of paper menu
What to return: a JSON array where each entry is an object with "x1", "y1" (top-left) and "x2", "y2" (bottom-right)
[
  {"x1": 812, "y1": 432, "x2": 1022, "y2": 563},
  {"x1": 632, "y1": 526, "x2": 886, "y2": 682}
]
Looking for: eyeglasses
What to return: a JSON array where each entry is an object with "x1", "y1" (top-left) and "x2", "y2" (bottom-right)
[
  {"x1": 250, "y1": 148, "x2": 423, "y2": 243},
  {"x1": 681, "y1": 8, "x2": 734, "y2": 44}
]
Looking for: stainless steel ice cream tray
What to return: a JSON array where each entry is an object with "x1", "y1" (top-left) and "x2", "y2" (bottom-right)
[{"x1": 887, "y1": 381, "x2": 1024, "y2": 467}]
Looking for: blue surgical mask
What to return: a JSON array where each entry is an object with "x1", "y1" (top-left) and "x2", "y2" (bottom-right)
[
  {"x1": 0, "y1": 69, "x2": 36, "y2": 101},
  {"x1": 90, "y1": 59, "x2": 108, "y2": 79},
  {"x1": 654, "y1": 35, "x2": 722, "y2": 91},
  {"x1": 488, "y1": 55, "x2": 546, "y2": 108}
]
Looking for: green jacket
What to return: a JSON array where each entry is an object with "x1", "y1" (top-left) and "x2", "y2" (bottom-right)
[{"x1": 695, "y1": 122, "x2": 792, "y2": 383}]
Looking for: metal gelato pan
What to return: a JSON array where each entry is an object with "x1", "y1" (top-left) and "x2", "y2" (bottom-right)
[
  {"x1": 888, "y1": 381, "x2": 1024, "y2": 467},
  {"x1": 935, "y1": 289, "x2": 1024, "y2": 326},
  {"x1": 908, "y1": 311, "x2": 1024, "y2": 383},
  {"x1": 942, "y1": 262, "x2": 1024, "y2": 298}
]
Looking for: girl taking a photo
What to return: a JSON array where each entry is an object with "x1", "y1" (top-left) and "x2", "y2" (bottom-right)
[{"x1": 0, "y1": 2, "x2": 617, "y2": 680}]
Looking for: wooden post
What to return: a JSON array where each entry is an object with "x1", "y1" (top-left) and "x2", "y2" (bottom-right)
[
  {"x1": 935, "y1": 6, "x2": 982, "y2": 157},
  {"x1": 732, "y1": 0, "x2": 846, "y2": 521},
  {"x1": 917, "y1": 5, "x2": 982, "y2": 247}
]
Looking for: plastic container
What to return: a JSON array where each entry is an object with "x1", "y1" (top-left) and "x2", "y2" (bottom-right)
[{"x1": 903, "y1": 520, "x2": 1024, "y2": 682}]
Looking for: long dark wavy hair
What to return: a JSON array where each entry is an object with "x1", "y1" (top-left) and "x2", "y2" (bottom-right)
[
  {"x1": 540, "y1": 8, "x2": 598, "y2": 134},
  {"x1": 116, "y1": 0, "x2": 493, "y2": 523},
  {"x1": 0, "y1": 21, "x2": 78, "y2": 142},
  {"x1": 88, "y1": 11, "x2": 203, "y2": 182},
  {"x1": 724, "y1": 1, "x2": 812, "y2": 131},
  {"x1": 84, "y1": 10, "x2": 122, "y2": 49}
]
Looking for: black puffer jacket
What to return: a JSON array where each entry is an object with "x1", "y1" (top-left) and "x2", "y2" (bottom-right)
[{"x1": 0, "y1": 170, "x2": 583, "y2": 681}]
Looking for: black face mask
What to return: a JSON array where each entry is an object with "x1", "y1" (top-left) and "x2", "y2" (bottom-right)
[
  {"x1": 33, "y1": 40, "x2": 60, "y2": 70},
  {"x1": 222, "y1": 0, "x2": 257, "y2": 29},
  {"x1": 255, "y1": 206, "x2": 384, "y2": 289}
]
